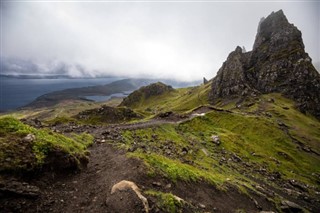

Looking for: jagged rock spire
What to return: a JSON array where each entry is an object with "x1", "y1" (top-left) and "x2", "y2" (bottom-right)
[{"x1": 209, "y1": 10, "x2": 320, "y2": 118}]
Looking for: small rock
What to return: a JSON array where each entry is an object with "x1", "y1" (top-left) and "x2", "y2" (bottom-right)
[
  {"x1": 199, "y1": 203, "x2": 206, "y2": 209},
  {"x1": 265, "y1": 112, "x2": 272, "y2": 118},
  {"x1": 280, "y1": 200, "x2": 303, "y2": 212},
  {"x1": 165, "y1": 184, "x2": 171, "y2": 189},
  {"x1": 211, "y1": 135, "x2": 220, "y2": 145},
  {"x1": 231, "y1": 153, "x2": 242, "y2": 162},
  {"x1": 267, "y1": 98, "x2": 275, "y2": 103},
  {"x1": 22, "y1": 134, "x2": 36, "y2": 143},
  {"x1": 152, "y1": 182, "x2": 162, "y2": 187}
]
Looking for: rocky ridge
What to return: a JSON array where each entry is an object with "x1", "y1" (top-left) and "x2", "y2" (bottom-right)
[{"x1": 209, "y1": 10, "x2": 320, "y2": 118}]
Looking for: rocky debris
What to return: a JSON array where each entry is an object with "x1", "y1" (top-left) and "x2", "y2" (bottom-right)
[
  {"x1": 20, "y1": 118, "x2": 43, "y2": 128},
  {"x1": 199, "y1": 203, "x2": 206, "y2": 209},
  {"x1": 211, "y1": 135, "x2": 221, "y2": 145},
  {"x1": 0, "y1": 179, "x2": 40, "y2": 198},
  {"x1": 76, "y1": 105, "x2": 142, "y2": 124},
  {"x1": 109, "y1": 180, "x2": 149, "y2": 213},
  {"x1": 49, "y1": 123, "x2": 97, "y2": 134},
  {"x1": 280, "y1": 200, "x2": 303, "y2": 212},
  {"x1": 289, "y1": 180, "x2": 308, "y2": 192},
  {"x1": 267, "y1": 98, "x2": 275, "y2": 103},
  {"x1": 156, "y1": 111, "x2": 188, "y2": 121},
  {"x1": 231, "y1": 153, "x2": 242, "y2": 162},
  {"x1": 157, "y1": 111, "x2": 173, "y2": 118},
  {"x1": 101, "y1": 129, "x2": 122, "y2": 141},
  {"x1": 120, "y1": 82, "x2": 174, "y2": 107},
  {"x1": 152, "y1": 182, "x2": 162, "y2": 187},
  {"x1": 22, "y1": 134, "x2": 36, "y2": 143},
  {"x1": 209, "y1": 10, "x2": 320, "y2": 119}
]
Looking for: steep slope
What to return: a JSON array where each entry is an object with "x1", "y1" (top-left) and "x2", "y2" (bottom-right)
[{"x1": 209, "y1": 10, "x2": 320, "y2": 118}]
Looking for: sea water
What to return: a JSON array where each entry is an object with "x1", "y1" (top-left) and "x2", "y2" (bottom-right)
[{"x1": 0, "y1": 77, "x2": 121, "y2": 111}]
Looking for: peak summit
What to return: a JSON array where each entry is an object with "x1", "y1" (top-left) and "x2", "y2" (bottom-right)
[
  {"x1": 253, "y1": 10, "x2": 300, "y2": 50},
  {"x1": 209, "y1": 10, "x2": 320, "y2": 118}
]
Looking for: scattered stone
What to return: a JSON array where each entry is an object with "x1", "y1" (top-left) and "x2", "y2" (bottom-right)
[
  {"x1": 211, "y1": 135, "x2": 220, "y2": 145},
  {"x1": 199, "y1": 203, "x2": 206, "y2": 209},
  {"x1": 280, "y1": 200, "x2": 303, "y2": 212},
  {"x1": 289, "y1": 180, "x2": 307, "y2": 192},
  {"x1": 165, "y1": 183, "x2": 172, "y2": 189},
  {"x1": 0, "y1": 180, "x2": 40, "y2": 198},
  {"x1": 152, "y1": 182, "x2": 162, "y2": 187},
  {"x1": 265, "y1": 112, "x2": 272, "y2": 118},
  {"x1": 267, "y1": 98, "x2": 275, "y2": 103},
  {"x1": 22, "y1": 134, "x2": 36, "y2": 143},
  {"x1": 302, "y1": 146, "x2": 311, "y2": 152},
  {"x1": 231, "y1": 153, "x2": 242, "y2": 162},
  {"x1": 181, "y1": 147, "x2": 188, "y2": 155}
]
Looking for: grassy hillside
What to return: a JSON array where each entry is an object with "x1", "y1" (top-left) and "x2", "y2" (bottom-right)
[
  {"x1": 111, "y1": 87, "x2": 320, "y2": 211},
  {"x1": 122, "y1": 82, "x2": 211, "y2": 115},
  {"x1": 0, "y1": 117, "x2": 93, "y2": 173},
  {"x1": 1, "y1": 81, "x2": 319, "y2": 212}
]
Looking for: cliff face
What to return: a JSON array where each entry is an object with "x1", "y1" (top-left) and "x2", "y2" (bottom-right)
[{"x1": 209, "y1": 10, "x2": 320, "y2": 118}]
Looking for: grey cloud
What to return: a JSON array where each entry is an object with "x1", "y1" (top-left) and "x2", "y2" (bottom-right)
[{"x1": 1, "y1": 1, "x2": 319, "y2": 80}]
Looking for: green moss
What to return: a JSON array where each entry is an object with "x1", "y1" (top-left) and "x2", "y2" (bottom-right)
[
  {"x1": 0, "y1": 117, "x2": 93, "y2": 172},
  {"x1": 146, "y1": 190, "x2": 183, "y2": 213},
  {"x1": 131, "y1": 152, "x2": 226, "y2": 186},
  {"x1": 180, "y1": 103, "x2": 320, "y2": 186}
]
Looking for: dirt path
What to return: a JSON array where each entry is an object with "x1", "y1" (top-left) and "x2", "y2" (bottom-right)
[
  {"x1": 1, "y1": 142, "x2": 152, "y2": 213},
  {"x1": 2, "y1": 140, "x2": 275, "y2": 213}
]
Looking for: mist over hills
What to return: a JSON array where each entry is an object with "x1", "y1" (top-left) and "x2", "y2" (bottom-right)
[{"x1": 0, "y1": 8, "x2": 320, "y2": 213}]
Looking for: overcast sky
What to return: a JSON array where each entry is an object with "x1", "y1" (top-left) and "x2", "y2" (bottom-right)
[{"x1": 1, "y1": 1, "x2": 319, "y2": 81}]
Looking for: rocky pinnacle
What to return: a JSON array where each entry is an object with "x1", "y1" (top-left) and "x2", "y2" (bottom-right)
[{"x1": 209, "y1": 10, "x2": 320, "y2": 118}]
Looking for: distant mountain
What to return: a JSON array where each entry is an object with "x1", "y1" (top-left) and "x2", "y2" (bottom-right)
[
  {"x1": 209, "y1": 10, "x2": 320, "y2": 118},
  {"x1": 23, "y1": 78, "x2": 200, "y2": 109},
  {"x1": 0, "y1": 74, "x2": 72, "y2": 79},
  {"x1": 23, "y1": 79, "x2": 156, "y2": 108}
]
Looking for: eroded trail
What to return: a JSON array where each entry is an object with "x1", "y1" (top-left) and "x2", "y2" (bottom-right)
[{"x1": 3, "y1": 142, "x2": 151, "y2": 213}]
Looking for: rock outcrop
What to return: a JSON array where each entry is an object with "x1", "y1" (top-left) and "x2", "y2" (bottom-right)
[
  {"x1": 76, "y1": 105, "x2": 142, "y2": 123},
  {"x1": 120, "y1": 82, "x2": 174, "y2": 107},
  {"x1": 209, "y1": 10, "x2": 320, "y2": 118}
]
